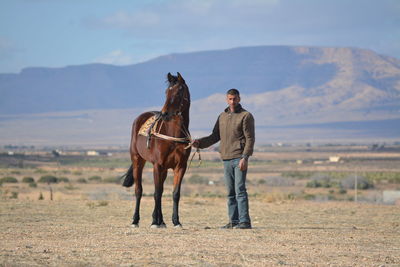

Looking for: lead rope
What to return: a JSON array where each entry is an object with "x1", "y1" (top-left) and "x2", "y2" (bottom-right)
[
  {"x1": 188, "y1": 146, "x2": 202, "y2": 170},
  {"x1": 181, "y1": 124, "x2": 202, "y2": 169},
  {"x1": 149, "y1": 114, "x2": 202, "y2": 169}
]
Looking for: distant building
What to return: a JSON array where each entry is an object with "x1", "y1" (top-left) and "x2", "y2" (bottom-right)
[
  {"x1": 329, "y1": 156, "x2": 341, "y2": 163},
  {"x1": 86, "y1": 150, "x2": 99, "y2": 156}
]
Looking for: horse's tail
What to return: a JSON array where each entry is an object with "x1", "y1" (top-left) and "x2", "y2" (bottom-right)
[{"x1": 121, "y1": 164, "x2": 134, "y2": 187}]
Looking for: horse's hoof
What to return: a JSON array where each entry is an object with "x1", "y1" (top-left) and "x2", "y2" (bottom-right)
[
  {"x1": 131, "y1": 224, "x2": 139, "y2": 228},
  {"x1": 174, "y1": 224, "x2": 182, "y2": 229},
  {"x1": 150, "y1": 223, "x2": 167, "y2": 229}
]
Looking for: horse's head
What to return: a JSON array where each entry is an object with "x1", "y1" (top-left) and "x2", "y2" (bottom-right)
[{"x1": 161, "y1": 72, "x2": 190, "y2": 119}]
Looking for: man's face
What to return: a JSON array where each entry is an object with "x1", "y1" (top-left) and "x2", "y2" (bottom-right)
[{"x1": 226, "y1": 94, "x2": 240, "y2": 109}]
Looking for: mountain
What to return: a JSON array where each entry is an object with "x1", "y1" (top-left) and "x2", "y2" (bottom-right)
[
  {"x1": 1, "y1": 45, "x2": 399, "y2": 115},
  {"x1": 1, "y1": 45, "x2": 400, "y2": 145}
]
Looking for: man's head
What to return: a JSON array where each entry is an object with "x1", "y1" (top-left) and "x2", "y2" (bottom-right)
[{"x1": 226, "y1": 88, "x2": 241, "y2": 111}]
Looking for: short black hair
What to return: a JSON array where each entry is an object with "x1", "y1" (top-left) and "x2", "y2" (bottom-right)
[{"x1": 226, "y1": 88, "x2": 240, "y2": 96}]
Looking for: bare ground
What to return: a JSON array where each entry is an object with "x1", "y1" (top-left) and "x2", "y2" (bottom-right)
[{"x1": 1, "y1": 197, "x2": 399, "y2": 266}]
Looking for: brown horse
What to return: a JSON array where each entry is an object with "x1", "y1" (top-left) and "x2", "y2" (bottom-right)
[{"x1": 122, "y1": 72, "x2": 191, "y2": 228}]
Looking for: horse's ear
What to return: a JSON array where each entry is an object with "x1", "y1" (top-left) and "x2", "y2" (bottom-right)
[
  {"x1": 167, "y1": 72, "x2": 174, "y2": 83},
  {"x1": 177, "y1": 72, "x2": 185, "y2": 83}
]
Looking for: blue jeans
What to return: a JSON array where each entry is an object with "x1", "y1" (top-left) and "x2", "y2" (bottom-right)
[{"x1": 223, "y1": 158, "x2": 251, "y2": 224}]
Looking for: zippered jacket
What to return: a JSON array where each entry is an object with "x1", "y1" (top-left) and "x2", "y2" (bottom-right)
[{"x1": 197, "y1": 104, "x2": 255, "y2": 160}]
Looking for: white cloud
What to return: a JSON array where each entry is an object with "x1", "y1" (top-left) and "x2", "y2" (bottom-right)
[
  {"x1": 83, "y1": 0, "x2": 400, "y2": 60},
  {"x1": 87, "y1": 0, "x2": 281, "y2": 31},
  {"x1": 94, "y1": 50, "x2": 134, "y2": 65}
]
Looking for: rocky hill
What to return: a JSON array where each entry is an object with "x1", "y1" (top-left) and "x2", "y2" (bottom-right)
[{"x1": 1, "y1": 45, "x2": 399, "y2": 144}]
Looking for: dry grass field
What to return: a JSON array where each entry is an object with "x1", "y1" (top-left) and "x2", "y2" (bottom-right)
[
  {"x1": 1, "y1": 146, "x2": 400, "y2": 266},
  {"x1": 1, "y1": 197, "x2": 399, "y2": 266}
]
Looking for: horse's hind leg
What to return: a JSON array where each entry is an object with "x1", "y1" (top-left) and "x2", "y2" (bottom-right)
[
  {"x1": 151, "y1": 164, "x2": 167, "y2": 228},
  {"x1": 132, "y1": 155, "x2": 146, "y2": 227}
]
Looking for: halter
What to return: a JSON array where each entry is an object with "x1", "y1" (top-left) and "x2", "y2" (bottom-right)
[
  {"x1": 161, "y1": 85, "x2": 188, "y2": 120},
  {"x1": 147, "y1": 84, "x2": 201, "y2": 167},
  {"x1": 147, "y1": 83, "x2": 191, "y2": 147},
  {"x1": 150, "y1": 112, "x2": 192, "y2": 148}
]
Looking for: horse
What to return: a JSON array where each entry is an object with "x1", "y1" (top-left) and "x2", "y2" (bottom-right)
[{"x1": 122, "y1": 72, "x2": 192, "y2": 228}]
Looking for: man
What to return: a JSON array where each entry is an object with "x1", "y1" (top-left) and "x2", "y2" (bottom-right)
[{"x1": 193, "y1": 88, "x2": 255, "y2": 229}]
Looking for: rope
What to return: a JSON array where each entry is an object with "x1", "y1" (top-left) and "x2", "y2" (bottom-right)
[
  {"x1": 188, "y1": 147, "x2": 202, "y2": 169},
  {"x1": 152, "y1": 132, "x2": 191, "y2": 143},
  {"x1": 146, "y1": 113, "x2": 202, "y2": 168}
]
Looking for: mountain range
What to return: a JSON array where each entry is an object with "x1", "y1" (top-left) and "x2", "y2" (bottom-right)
[{"x1": 1, "y1": 45, "x2": 399, "y2": 145}]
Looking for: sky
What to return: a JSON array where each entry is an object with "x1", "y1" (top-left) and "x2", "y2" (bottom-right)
[{"x1": 0, "y1": 0, "x2": 399, "y2": 74}]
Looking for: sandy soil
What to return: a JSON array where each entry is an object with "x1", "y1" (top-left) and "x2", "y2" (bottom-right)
[{"x1": 1, "y1": 197, "x2": 399, "y2": 266}]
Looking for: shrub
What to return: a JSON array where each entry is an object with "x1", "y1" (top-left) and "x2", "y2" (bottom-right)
[
  {"x1": 306, "y1": 174, "x2": 337, "y2": 188},
  {"x1": 58, "y1": 177, "x2": 70, "y2": 183},
  {"x1": 1, "y1": 176, "x2": 18, "y2": 183},
  {"x1": 282, "y1": 171, "x2": 314, "y2": 179},
  {"x1": 88, "y1": 176, "x2": 102, "y2": 182},
  {"x1": 338, "y1": 188, "x2": 347, "y2": 194},
  {"x1": 341, "y1": 175, "x2": 373, "y2": 190},
  {"x1": 306, "y1": 180, "x2": 322, "y2": 188},
  {"x1": 22, "y1": 177, "x2": 35, "y2": 183},
  {"x1": 303, "y1": 194, "x2": 316, "y2": 200},
  {"x1": 29, "y1": 182, "x2": 37, "y2": 188},
  {"x1": 77, "y1": 178, "x2": 87, "y2": 184},
  {"x1": 38, "y1": 175, "x2": 58, "y2": 184},
  {"x1": 365, "y1": 172, "x2": 400, "y2": 184},
  {"x1": 38, "y1": 192, "x2": 44, "y2": 200}
]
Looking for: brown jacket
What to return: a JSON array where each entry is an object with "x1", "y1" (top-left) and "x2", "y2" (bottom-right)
[{"x1": 198, "y1": 104, "x2": 255, "y2": 160}]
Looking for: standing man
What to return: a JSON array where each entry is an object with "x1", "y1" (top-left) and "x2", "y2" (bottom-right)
[{"x1": 193, "y1": 89, "x2": 255, "y2": 229}]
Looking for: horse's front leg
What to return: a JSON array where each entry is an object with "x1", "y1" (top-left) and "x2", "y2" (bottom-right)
[
  {"x1": 172, "y1": 164, "x2": 187, "y2": 227},
  {"x1": 132, "y1": 155, "x2": 146, "y2": 227},
  {"x1": 151, "y1": 164, "x2": 167, "y2": 228}
]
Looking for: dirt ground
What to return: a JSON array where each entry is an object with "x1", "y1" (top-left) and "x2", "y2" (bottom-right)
[{"x1": 1, "y1": 197, "x2": 399, "y2": 266}]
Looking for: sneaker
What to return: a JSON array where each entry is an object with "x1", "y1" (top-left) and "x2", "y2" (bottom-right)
[
  {"x1": 220, "y1": 222, "x2": 238, "y2": 229},
  {"x1": 234, "y1": 222, "x2": 252, "y2": 229}
]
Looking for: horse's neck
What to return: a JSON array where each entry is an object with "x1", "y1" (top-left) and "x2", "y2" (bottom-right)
[
  {"x1": 161, "y1": 114, "x2": 189, "y2": 137},
  {"x1": 181, "y1": 109, "x2": 190, "y2": 129}
]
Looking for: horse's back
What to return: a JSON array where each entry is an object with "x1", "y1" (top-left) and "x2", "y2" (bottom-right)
[
  {"x1": 130, "y1": 111, "x2": 190, "y2": 168},
  {"x1": 130, "y1": 112, "x2": 156, "y2": 157},
  {"x1": 131, "y1": 111, "x2": 159, "y2": 135}
]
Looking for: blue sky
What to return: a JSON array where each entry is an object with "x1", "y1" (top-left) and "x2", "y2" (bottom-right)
[{"x1": 0, "y1": 0, "x2": 399, "y2": 73}]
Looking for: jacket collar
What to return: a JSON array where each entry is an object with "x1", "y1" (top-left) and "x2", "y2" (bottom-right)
[{"x1": 224, "y1": 104, "x2": 244, "y2": 114}]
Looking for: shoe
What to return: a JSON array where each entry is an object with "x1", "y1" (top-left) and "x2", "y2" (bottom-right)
[
  {"x1": 220, "y1": 222, "x2": 238, "y2": 229},
  {"x1": 234, "y1": 222, "x2": 252, "y2": 229}
]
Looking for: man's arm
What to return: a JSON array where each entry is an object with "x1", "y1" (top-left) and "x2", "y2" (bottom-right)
[
  {"x1": 242, "y1": 112, "x2": 255, "y2": 157},
  {"x1": 239, "y1": 113, "x2": 255, "y2": 171},
  {"x1": 193, "y1": 116, "x2": 220, "y2": 149}
]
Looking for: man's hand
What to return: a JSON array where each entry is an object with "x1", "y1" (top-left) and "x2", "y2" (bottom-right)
[
  {"x1": 192, "y1": 139, "x2": 200, "y2": 148},
  {"x1": 239, "y1": 158, "x2": 248, "y2": 171}
]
